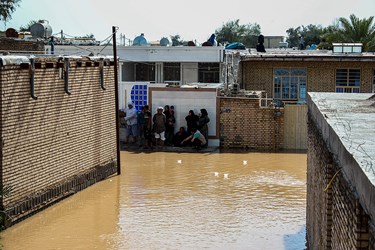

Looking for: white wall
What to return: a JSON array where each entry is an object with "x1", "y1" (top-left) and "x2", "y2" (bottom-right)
[
  {"x1": 150, "y1": 88, "x2": 219, "y2": 146},
  {"x1": 181, "y1": 63, "x2": 198, "y2": 84}
]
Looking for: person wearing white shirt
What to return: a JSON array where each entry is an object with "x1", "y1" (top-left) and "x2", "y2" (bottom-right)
[{"x1": 124, "y1": 102, "x2": 138, "y2": 143}]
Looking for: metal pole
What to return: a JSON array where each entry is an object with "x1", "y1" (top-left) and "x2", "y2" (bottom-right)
[
  {"x1": 112, "y1": 26, "x2": 121, "y2": 175},
  {"x1": 51, "y1": 36, "x2": 54, "y2": 55}
]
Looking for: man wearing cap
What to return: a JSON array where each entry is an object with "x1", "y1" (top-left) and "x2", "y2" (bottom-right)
[
  {"x1": 124, "y1": 102, "x2": 138, "y2": 144},
  {"x1": 152, "y1": 107, "x2": 166, "y2": 147}
]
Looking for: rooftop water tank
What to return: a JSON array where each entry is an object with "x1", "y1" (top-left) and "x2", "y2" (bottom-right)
[
  {"x1": 133, "y1": 33, "x2": 148, "y2": 46},
  {"x1": 5, "y1": 28, "x2": 18, "y2": 38},
  {"x1": 30, "y1": 20, "x2": 52, "y2": 38},
  {"x1": 160, "y1": 37, "x2": 170, "y2": 46}
]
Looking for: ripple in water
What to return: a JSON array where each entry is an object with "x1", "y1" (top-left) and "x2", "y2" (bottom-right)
[{"x1": 1, "y1": 152, "x2": 307, "y2": 250}]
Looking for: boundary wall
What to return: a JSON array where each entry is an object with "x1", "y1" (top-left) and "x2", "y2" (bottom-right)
[
  {"x1": 0, "y1": 55, "x2": 117, "y2": 225},
  {"x1": 307, "y1": 93, "x2": 375, "y2": 249}
]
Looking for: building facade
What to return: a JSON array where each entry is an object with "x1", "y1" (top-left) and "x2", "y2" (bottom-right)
[{"x1": 239, "y1": 51, "x2": 375, "y2": 105}]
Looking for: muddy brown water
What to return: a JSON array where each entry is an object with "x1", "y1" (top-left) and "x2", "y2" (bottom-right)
[{"x1": 1, "y1": 151, "x2": 307, "y2": 250}]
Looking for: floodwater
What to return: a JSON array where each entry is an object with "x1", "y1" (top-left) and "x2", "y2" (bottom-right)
[{"x1": 1, "y1": 151, "x2": 307, "y2": 250}]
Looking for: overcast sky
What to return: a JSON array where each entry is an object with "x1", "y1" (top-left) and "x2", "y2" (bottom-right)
[{"x1": 4, "y1": 0, "x2": 375, "y2": 43}]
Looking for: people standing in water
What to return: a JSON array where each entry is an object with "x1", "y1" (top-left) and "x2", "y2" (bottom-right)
[
  {"x1": 173, "y1": 126, "x2": 189, "y2": 147},
  {"x1": 137, "y1": 106, "x2": 146, "y2": 147},
  {"x1": 180, "y1": 128, "x2": 206, "y2": 150},
  {"x1": 124, "y1": 102, "x2": 138, "y2": 144},
  {"x1": 165, "y1": 105, "x2": 175, "y2": 146},
  {"x1": 198, "y1": 108, "x2": 209, "y2": 147},
  {"x1": 185, "y1": 110, "x2": 199, "y2": 134},
  {"x1": 142, "y1": 105, "x2": 153, "y2": 149},
  {"x1": 153, "y1": 107, "x2": 166, "y2": 148}
]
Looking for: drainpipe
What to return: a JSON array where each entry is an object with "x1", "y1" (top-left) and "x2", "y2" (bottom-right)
[
  {"x1": 29, "y1": 58, "x2": 38, "y2": 100},
  {"x1": 50, "y1": 36, "x2": 54, "y2": 55},
  {"x1": 112, "y1": 26, "x2": 121, "y2": 175},
  {"x1": 64, "y1": 58, "x2": 71, "y2": 95},
  {"x1": 100, "y1": 58, "x2": 106, "y2": 90}
]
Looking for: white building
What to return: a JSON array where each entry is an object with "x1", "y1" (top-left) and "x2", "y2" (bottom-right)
[{"x1": 52, "y1": 43, "x2": 227, "y2": 146}]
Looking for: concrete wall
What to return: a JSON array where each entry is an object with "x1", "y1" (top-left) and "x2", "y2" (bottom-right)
[
  {"x1": 149, "y1": 87, "x2": 220, "y2": 146},
  {"x1": 241, "y1": 60, "x2": 374, "y2": 96},
  {"x1": 264, "y1": 36, "x2": 284, "y2": 48},
  {"x1": 219, "y1": 97, "x2": 284, "y2": 150},
  {"x1": 307, "y1": 93, "x2": 375, "y2": 249},
  {"x1": 0, "y1": 56, "x2": 118, "y2": 225},
  {"x1": 52, "y1": 45, "x2": 225, "y2": 63}
]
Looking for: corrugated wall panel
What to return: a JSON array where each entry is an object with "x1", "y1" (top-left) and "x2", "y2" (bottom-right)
[{"x1": 284, "y1": 105, "x2": 307, "y2": 149}]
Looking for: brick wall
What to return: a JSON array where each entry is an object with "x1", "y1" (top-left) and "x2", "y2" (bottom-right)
[
  {"x1": 0, "y1": 38, "x2": 45, "y2": 54},
  {"x1": 0, "y1": 56, "x2": 117, "y2": 225},
  {"x1": 241, "y1": 60, "x2": 374, "y2": 95},
  {"x1": 219, "y1": 97, "x2": 283, "y2": 150},
  {"x1": 307, "y1": 113, "x2": 373, "y2": 250}
]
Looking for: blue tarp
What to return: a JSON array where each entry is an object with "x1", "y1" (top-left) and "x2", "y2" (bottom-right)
[{"x1": 225, "y1": 42, "x2": 246, "y2": 50}]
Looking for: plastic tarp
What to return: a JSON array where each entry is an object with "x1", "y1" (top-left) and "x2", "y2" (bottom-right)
[
  {"x1": 225, "y1": 42, "x2": 246, "y2": 50},
  {"x1": 0, "y1": 55, "x2": 31, "y2": 66}
]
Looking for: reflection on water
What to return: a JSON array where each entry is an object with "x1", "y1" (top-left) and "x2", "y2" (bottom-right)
[{"x1": 1, "y1": 152, "x2": 306, "y2": 250}]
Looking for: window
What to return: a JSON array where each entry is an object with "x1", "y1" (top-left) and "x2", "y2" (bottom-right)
[
  {"x1": 373, "y1": 70, "x2": 375, "y2": 93},
  {"x1": 273, "y1": 68, "x2": 307, "y2": 101},
  {"x1": 130, "y1": 84, "x2": 148, "y2": 111},
  {"x1": 198, "y1": 63, "x2": 220, "y2": 83},
  {"x1": 121, "y1": 62, "x2": 135, "y2": 81},
  {"x1": 335, "y1": 69, "x2": 360, "y2": 93},
  {"x1": 135, "y1": 63, "x2": 155, "y2": 82},
  {"x1": 163, "y1": 62, "x2": 180, "y2": 82}
]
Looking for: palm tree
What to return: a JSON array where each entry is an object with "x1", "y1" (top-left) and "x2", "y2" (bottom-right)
[
  {"x1": 333, "y1": 14, "x2": 375, "y2": 52},
  {"x1": 0, "y1": 0, "x2": 21, "y2": 26}
]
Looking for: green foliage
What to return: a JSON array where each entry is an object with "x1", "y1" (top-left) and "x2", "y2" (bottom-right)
[
  {"x1": 80, "y1": 33, "x2": 95, "y2": 38},
  {"x1": 286, "y1": 24, "x2": 325, "y2": 48},
  {"x1": 336, "y1": 14, "x2": 375, "y2": 52},
  {"x1": 215, "y1": 19, "x2": 261, "y2": 48},
  {"x1": 19, "y1": 19, "x2": 37, "y2": 32},
  {"x1": 286, "y1": 14, "x2": 375, "y2": 52},
  {"x1": 0, "y1": 0, "x2": 21, "y2": 24},
  {"x1": 170, "y1": 34, "x2": 184, "y2": 46}
]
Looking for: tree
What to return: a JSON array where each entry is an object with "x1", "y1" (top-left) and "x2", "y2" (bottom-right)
[
  {"x1": 0, "y1": 0, "x2": 21, "y2": 25},
  {"x1": 19, "y1": 19, "x2": 37, "y2": 32},
  {"x1": 170, "y1": 34, "x2": 184, "y2": 46},
  {"x1": 286, "y1": 26, "x2": 302, "y2": 48},
  {"x1": 335, "y1": 14, "x2": 375, "y2": 52},
  {"x1": 80, "y1": 33, "x2": 95, "y2": 38},
  {"x1": 215, "y1": 19, "x2": 261, "y2": 48},
  {"x1": 286, "y1": 24, "x2": 325, "y2": 48},
  {"x1": 287, "y1": 15, "x2": 375, "y2": 52}
]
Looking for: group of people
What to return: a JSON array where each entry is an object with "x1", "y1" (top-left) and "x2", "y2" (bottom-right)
[{"x1": 120, "y1": 102, "x2": 210, "y2": 150}]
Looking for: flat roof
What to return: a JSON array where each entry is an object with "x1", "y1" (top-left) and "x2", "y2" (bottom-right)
[
  {"x1": 240, "y1": 49, "x2": 375, "y2": 61},
  {"x1": 309, "y1": 92, "x2": 375, "y2": 183}
]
